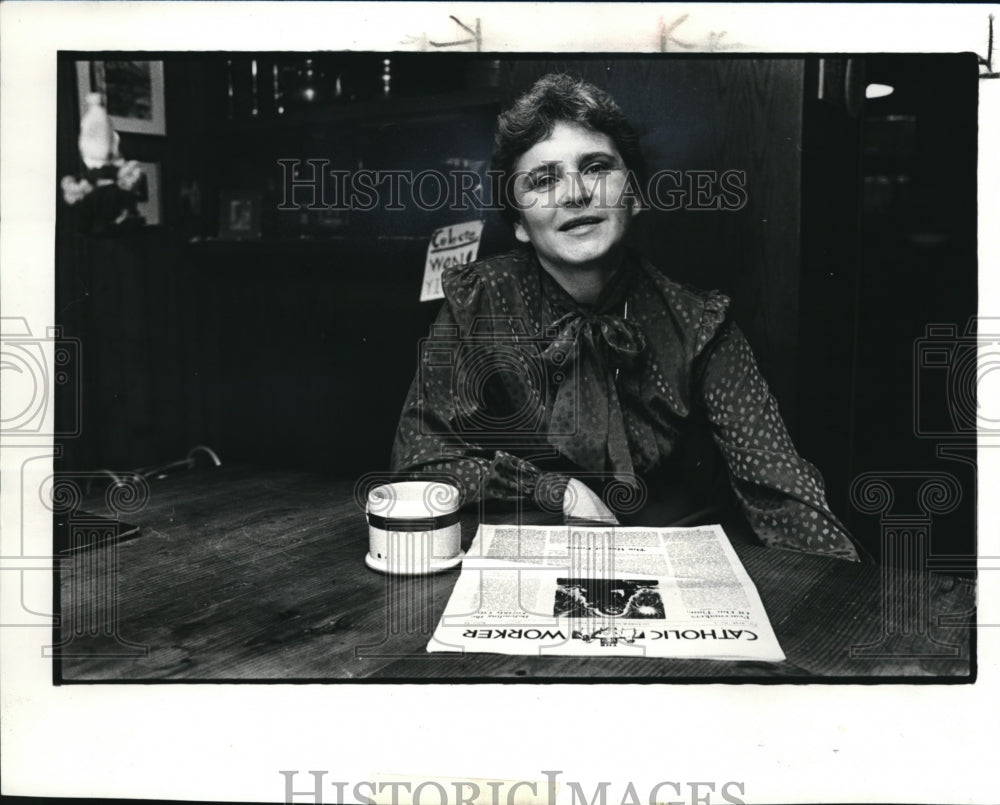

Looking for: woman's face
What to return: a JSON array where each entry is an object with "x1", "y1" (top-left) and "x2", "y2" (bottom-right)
[{"x1": 511, "y1": 121, "x2": 639, "y2": 274}]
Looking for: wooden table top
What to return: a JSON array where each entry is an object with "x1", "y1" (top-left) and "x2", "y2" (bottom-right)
[{"x1": 55, "y1": 465, "x2": 975, "y2": 681}]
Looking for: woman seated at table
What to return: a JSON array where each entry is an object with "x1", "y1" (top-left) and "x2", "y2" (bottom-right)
[{"x1": 391, "y1": 73, "x2": 862, "y2": 562}]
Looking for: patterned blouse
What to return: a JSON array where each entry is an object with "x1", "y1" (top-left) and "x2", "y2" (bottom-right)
[{"x1": 391, "y1": 247, "x2": 860, "y2": 561}]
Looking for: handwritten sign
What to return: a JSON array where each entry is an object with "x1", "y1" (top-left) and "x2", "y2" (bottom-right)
[{"x1": 419, "y1": 220, "x2": 484, "y2": 302}]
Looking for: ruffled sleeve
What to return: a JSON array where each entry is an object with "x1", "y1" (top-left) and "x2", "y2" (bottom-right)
[
  {"x1": 693, "y1": 305, "x2": 861, "y2": 561},
  {"x1": 693, "y1": 291, "x2": 731, "y2": 354}
]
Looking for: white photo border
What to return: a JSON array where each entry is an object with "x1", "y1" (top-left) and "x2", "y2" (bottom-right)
[{"x1": 2, "y1": 3, "x2": 998, "y2": 804}]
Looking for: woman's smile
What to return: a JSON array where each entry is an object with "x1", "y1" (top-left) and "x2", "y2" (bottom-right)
[{"x1": 558, "y1": 215, "x2": 605, "y2": 234}]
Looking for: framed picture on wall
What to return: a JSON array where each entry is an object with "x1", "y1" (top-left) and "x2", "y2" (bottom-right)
[
  {"x1": 76, "y1": 60, "x2": 166, "y2": 135},
  {"x1": 135, "y1": 161, "x2": 162, "y2": 225},
  {"x1": 218, "y1": 191, "x2": 262, "y2": 240}
]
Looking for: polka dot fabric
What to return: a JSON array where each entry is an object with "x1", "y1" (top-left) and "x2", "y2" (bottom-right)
[{"x1": 390, "y1": 248, "x2": 860, "y2": 561}]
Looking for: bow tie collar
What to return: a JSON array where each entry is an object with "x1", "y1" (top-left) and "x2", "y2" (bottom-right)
[{"x1": 535, "y1": 258, "x2": 646, "y2": 480}]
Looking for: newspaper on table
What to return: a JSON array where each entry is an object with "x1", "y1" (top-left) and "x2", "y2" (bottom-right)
[{"x1": 427, "y1": 523, "x2": 785, "y2": 661}]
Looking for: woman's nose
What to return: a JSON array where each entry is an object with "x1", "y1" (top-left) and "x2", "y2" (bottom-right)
[{"x1": 557, "y1": 171, "x2": 591, "y2": 207}]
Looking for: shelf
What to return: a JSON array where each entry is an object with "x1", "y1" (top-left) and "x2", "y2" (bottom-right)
[
  {"x1": 219, "y1": 89, "x2": 500, "y2": 133},
  {"x1": 186, "y1": 234, "x2": 428, "y2": 246},
  {"x1": 182, "y1": 235, "x2": 437, "y2": 262}
]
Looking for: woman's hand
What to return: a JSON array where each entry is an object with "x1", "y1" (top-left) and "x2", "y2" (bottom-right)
[{"x1": 563, "y1": 477, "x2": 619, "y2": 524}]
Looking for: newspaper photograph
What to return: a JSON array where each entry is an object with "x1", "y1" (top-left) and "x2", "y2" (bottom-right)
[{"x1": 428, "y1": 524, "x2": 786, "y2": 660}]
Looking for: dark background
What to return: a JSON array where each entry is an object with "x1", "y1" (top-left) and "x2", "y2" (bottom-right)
[{"x1": 55, "y1": 54, "x2": 979, "y2": 561}]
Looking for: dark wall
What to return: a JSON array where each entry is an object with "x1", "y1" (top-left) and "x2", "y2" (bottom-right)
[{"x1": 797, "y1": 57, "x2": 866, "y2": 536}]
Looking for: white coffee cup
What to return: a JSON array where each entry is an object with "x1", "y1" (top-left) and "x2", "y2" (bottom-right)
[{"x1": 365, "y1": 481, "x2": 464, "y2": 574}]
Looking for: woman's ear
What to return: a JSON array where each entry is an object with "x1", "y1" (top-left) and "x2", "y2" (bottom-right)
[{"x1": 513, "y1": 219, "x2": 531, "y2": 243}]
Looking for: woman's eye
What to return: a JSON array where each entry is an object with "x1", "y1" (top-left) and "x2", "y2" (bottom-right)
[
  {"x1": 584, "y1": 161, "x2": 611, "y2": 174},
  {"x1": 533, "y1": 174, "x2": 557, "y2": 189}
]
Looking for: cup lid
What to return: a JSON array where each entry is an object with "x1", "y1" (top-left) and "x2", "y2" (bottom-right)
[{"x1": 366, "y1": 481, "x2": 460, "y2": 519}]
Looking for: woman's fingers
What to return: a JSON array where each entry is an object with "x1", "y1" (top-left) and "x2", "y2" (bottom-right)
[{"x1": 563, "y1": 477, "x2": 619, "y2": 524}]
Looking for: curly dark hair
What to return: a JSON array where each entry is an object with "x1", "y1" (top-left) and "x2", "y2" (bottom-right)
[{"x1": 490, "y1": 73, "x2": 645, "y2": 225}]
